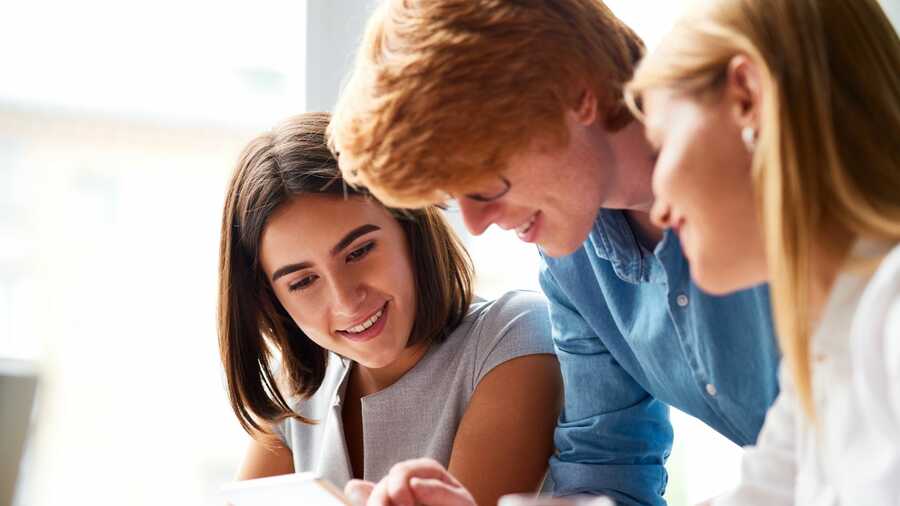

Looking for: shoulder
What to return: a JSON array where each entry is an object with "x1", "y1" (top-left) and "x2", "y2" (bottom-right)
[
  {"x1": 869, "y1": 242, "x2": 900, "y2": 343},
  {"x1": 462, "y1": 291, "x2": 555, "y2": 386},
  {"x1": 857, "y1": 243, "x2": 900, "y2": 335},
  {"x1": 872, "y1": 243, "x2": 900, "y2": 288},
  {"x1": 468, "y1": 290, "x2": 551, "y2": 336},
  {"x1": 852, "y1": 242, "x2": 900, "y2": 439}
]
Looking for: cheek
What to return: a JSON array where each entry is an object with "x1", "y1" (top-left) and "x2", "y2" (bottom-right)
[
  {"x1": 386, "y1": 251, "x2": 418, "y2": 330},
  {"x1": 652, "y1": 143, "x2": 700, "y2": 209},
  {"x1": 651, "y1": 157, "x2": 679, "y2": 202},
  {"x1": 392, "y1": 254, "x2": 417, "y2": 308},
  {"x1": 278, "y1": 297, "x2": 332, "y2": 341}
]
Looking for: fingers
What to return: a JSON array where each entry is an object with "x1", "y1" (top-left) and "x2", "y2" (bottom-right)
[
  {"x1": 409, "y1": 477, "x2": 475, "y2": 506},
  {"x1": 345, "y1": 479, "x2": 375, "y2": 506},
  {"x1": 364, "y1": 458, "x2": 465, "y2": 506},
  {"x1": 367, "y1": 474, "x2": 400, "y2": 506},
  {"x1": 391, "y1": 458, "x2": 462, "y2": 486}
]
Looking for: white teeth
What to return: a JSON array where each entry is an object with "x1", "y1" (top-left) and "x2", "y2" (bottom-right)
[
  {"x1": 345, "y1": 308, "x2": 384, "y2": 334},
  {"x1": 515, "y1": 213, "x2": 537, "y2": 235}
]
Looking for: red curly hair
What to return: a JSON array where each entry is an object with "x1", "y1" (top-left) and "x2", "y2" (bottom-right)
[{"x1": 328, "y1": 0, "x2": 644, "y2": 207}]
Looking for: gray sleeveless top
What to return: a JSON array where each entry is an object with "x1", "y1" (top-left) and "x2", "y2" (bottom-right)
[{"x1": 272, "y1": 290, "x2": 555, "y2": 488}]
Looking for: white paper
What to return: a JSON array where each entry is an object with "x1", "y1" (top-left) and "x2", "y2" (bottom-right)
[{"x1": 220, "y1": 472, "x2": 350, "y2": 506}]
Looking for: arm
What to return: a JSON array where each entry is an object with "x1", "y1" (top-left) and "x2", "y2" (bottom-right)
[
  {"x1": 235, "y1": 436, "x2": 294, "y2": 480},
  {"x1": 448, "y1": 354, "x2": 563, "y2": 506},
  {"x1": 712, "y1": 367, "x2": 795, "y2": 506},
  {"x1": 358, "y1": 355, "x2": 562, "y2": 506},
  {"x1": 540, "y1": 263, "x2": 672, "y2": 506}
]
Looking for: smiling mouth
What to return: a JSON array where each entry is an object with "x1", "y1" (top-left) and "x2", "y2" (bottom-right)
[
  {"x1": 343, "y1": 308, "x2": 384, "y2": 334},
  {"x1": 338, "y1": 302, "x2": 388, "y2": 335},
  {"x1": 515, "y1": 212, "x2": 538, "y2": 236}
]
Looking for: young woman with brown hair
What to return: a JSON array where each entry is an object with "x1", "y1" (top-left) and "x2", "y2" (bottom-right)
[{"x1": 217, "y1": 112, "x2": 561, "y2": 506}]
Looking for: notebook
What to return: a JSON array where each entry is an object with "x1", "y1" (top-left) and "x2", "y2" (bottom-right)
[{"x1": 221, "y1": 472, "x2": 351, "y2": 506}]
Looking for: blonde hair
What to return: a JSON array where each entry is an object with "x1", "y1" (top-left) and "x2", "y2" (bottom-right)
[
  {"x1": 328, "y1": 0, "x2": 644, "y2": 208},
  {"x1": 627, "y1": 0, "x2": 900, "y2": 418}
]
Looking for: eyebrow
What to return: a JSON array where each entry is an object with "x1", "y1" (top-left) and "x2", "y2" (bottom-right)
[{"x1": 270, "y1": 224, "x2": 382, "y2": 282}]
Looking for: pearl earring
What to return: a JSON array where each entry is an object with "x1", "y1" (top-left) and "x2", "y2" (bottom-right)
[{"x1": 741, "y1": 126, "x2": 757, "y2": 153}]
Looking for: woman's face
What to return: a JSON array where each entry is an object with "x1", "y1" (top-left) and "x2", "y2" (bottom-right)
[
  {"x1": 259, "y1": 194, "x2": 418, "y2": 370},
  {"x1": 642, "y1": 87, "x2": 768, "y2": 294}
]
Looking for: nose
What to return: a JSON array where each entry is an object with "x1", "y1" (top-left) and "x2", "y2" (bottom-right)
[
  {"x1": 650, "y1": 159, "x2": 676, "y2": 230},
  {"x1": 458, "y1": 199, "x2": 501, "y2": 236},
  {"x1": 649, "y1": 198, "x2": 673, "y2": 230},
  {"x1": 328, "y1": 275, "x2": 366, "y2": 319}
]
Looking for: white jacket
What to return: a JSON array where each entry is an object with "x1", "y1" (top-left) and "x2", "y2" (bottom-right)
[{"x1": 715, "y1": 241, "x2": 900, "y2": 506}]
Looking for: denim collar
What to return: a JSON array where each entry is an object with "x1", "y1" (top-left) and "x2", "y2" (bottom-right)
[{"x1": 587, "y1": 209, "x2": 673, "y2": 285}]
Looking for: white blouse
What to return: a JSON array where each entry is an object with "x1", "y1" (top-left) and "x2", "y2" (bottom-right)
[{"x1": 716, "y1": 242, "x2": 900, "y2": 506}]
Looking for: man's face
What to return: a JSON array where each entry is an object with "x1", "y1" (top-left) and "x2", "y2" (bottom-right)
[{"x1": 455, "y1": 109, "x2": 623, "y2": 257}]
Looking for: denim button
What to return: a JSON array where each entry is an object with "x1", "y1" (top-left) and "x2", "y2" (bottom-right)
[
  {"x1": 706, "y1": 383, "x2": 718, "y2": 396},
  {"x1": 676, "y1": 294, "x2": 689, "y2": 307}
]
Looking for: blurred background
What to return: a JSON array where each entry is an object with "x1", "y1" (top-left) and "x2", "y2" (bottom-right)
[{"x1": 2, "y1": 1, "x2": 898, "y2": 505}]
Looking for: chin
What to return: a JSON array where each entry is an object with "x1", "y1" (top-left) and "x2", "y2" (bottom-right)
[
  {"x1": 355, "y1": 350, "x2": 400, "y2": 370},
  {"x1": 540, "y1": 236, "x2": 587, "y2": 258},
  {"x1": 692, "y1": 267, "x2": 757, "y2": 296}
]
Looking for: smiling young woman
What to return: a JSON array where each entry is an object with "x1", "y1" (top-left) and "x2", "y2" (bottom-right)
[
  {"x1": 626, "y1": 0, "x2": 900, "y2": 503},
  {"x1": 217, "y1": 112, "x2": 561, "y2": 506}
]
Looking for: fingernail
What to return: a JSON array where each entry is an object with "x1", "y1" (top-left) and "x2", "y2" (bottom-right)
[{"x1": 345, "y1": 489, "x2": 363, "y2": 506}]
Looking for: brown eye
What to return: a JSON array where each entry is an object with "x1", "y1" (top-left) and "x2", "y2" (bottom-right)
[
  {"x1": 347, "y1": 241, "x2": 376, "y2": 262},
  {"x1": 289, "y1": 274, "x2": 318, "y2": 292}
]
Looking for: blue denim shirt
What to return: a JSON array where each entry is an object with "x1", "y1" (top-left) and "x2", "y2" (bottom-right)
[{"x1": 541, "y1": 210, "x2": 780, "y2": 505}]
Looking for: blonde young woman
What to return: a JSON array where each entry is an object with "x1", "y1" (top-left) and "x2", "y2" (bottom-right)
[{"x1": 626, "y1": 0, "x2": 900, "y2": 504}]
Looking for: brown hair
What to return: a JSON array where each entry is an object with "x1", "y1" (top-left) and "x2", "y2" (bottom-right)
[
  {"x1": 627, "y1": 0, "x2": 900, "y2": 418},
  {"x1": 218, "y1": 112, "x2": 474, "y2": 436},
  {"x1": 328, "y1": 0, "x2": 644, "y2": 207}
]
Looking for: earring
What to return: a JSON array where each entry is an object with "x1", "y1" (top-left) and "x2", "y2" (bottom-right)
[{"x1": 741, "y1": 126, "x2": 757, "y2": 153}]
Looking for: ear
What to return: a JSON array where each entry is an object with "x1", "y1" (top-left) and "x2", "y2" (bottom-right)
[
  {"x1": 573, "y1": 85, "x2": 599, "y2": 125},
  {"x1": 725, "y1": 55, "x2": 763, "y2": 129}
]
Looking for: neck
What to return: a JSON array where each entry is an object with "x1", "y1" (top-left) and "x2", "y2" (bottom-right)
[
  {"x1": 809, "y1": 229, "x2": 856, "y2": 316},
  {"x1": 350, "y1": 342, "x2": 430, "y2": 397},
  {"x1": 600, "y1": 121, "x2": 665, "y2": 248},
  {"x1": 625, "y1": 209, "x2": 665, "y2": 249},
  {"x1": 605, "y1": 120, "x2": 657, "y2": 213}
]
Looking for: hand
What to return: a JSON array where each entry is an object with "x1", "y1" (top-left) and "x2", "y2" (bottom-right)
[
  {"x1": 345, "y1": 479, "x2": 376, "y2": 506},
  {"x1": 360, "y1": 458, "x2": 477, "y2": 506}
]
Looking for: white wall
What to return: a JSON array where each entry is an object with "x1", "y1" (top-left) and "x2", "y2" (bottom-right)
[
  {"x1": 884, "y1": 0, "x2": 900, "y2": 30},
  {"x1": 305, "y1": 0, "x2": 380, "y2": 112}
]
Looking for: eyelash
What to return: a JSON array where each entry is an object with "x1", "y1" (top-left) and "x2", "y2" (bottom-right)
[
  {"x1": 347, "y1": 241, "x2": 376, "y2": 262},
  {"x1": 287, "y1": 241, "x2": 378, "y2": 292}
]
